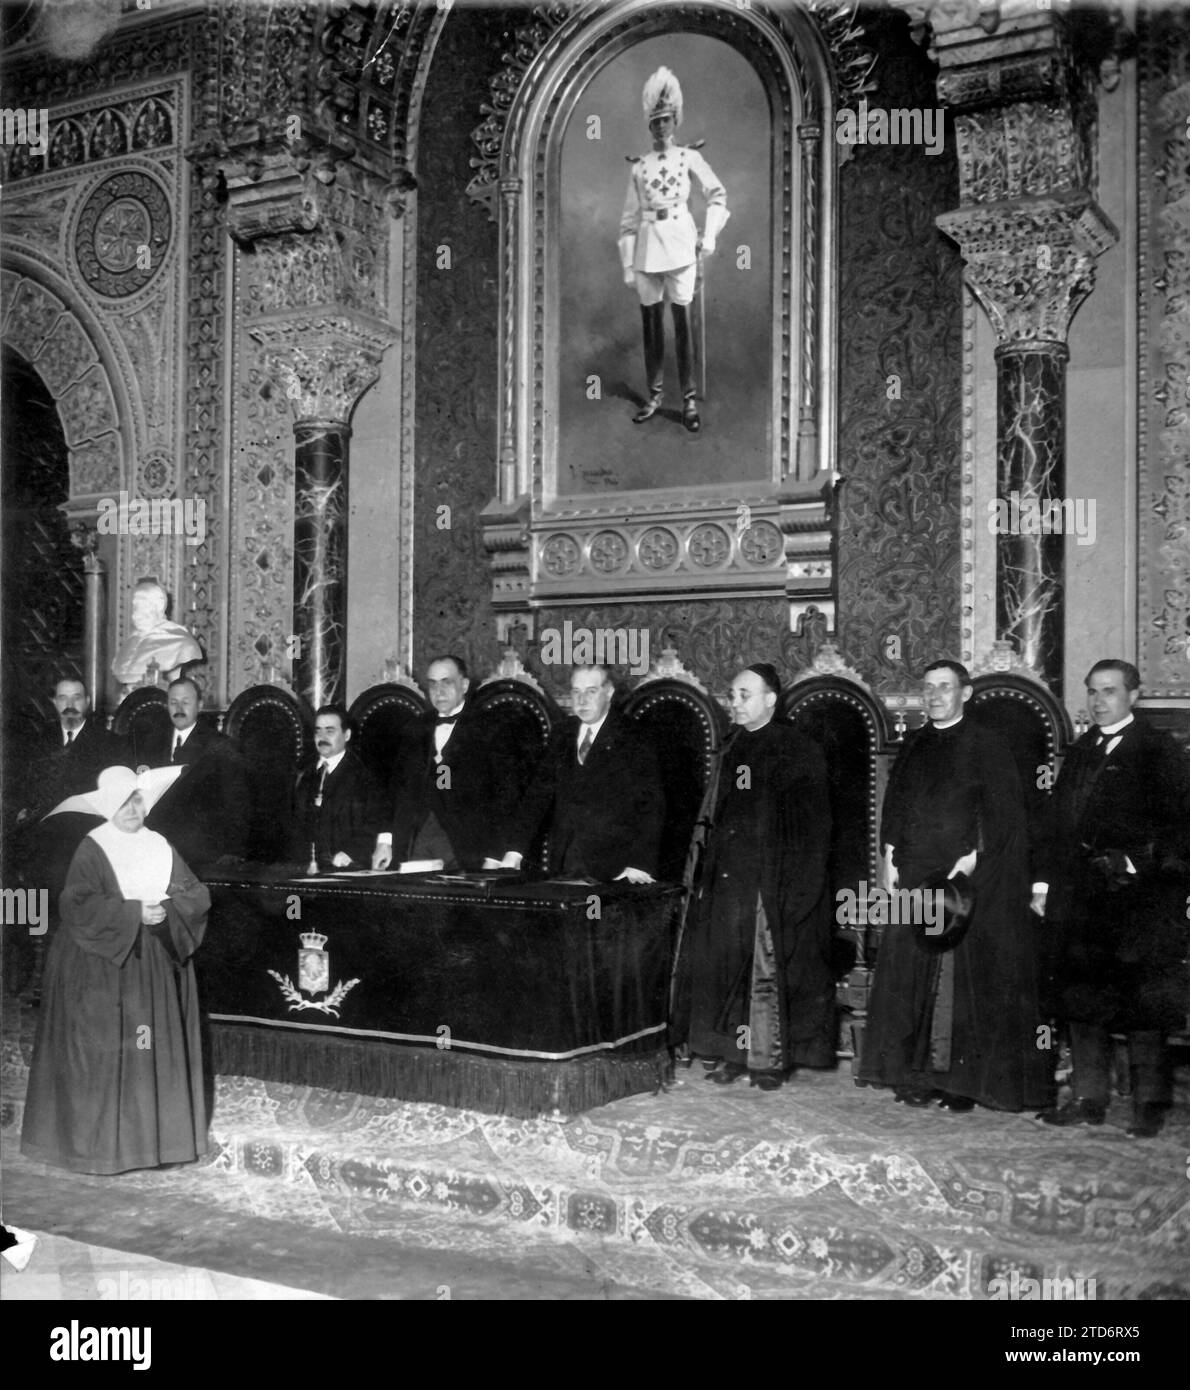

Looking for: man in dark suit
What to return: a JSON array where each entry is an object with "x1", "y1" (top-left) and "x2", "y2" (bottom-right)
[
  {"x1": 291, "y1": 705, "x2": 383, "y2": 868},
  {"x1": 144, "y1": 677, "x2": 248, "y2": 871},
  {"x1": 498, "y1": 664, "x2": 663, "y2": 882},
  {"x1": 18, "y1": 678, "x2": 126, "y2": 821},
  {"x1": 8, "y1": 679, "x2": 127, "y2": 989},
  {"x1": 372, "y1": 655, "x2": 518, "y2": 871},
  {"x1": 1037, "y1": 659, "x2": 1190, "y2": 1138}
]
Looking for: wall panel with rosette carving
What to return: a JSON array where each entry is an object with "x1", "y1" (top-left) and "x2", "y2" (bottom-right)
[
  {"x1": 2, "y1": 12, "x2": 229, "y2": 702},
  {"x1": 526, "y1": 596, "x2": 831, "y2": 703},
  {"x1": 835, "y1": 7, "x2": 963, "y2": 694},
  {"x1": 408, "y1": 6, "x2": 508, "y2": 677},
  {"x1": 1137, "y1": 7, "x2": 1190, "y2": 697}
]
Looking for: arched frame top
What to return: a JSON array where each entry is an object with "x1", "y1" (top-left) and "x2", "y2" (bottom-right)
[{"x1": 493, "y1": 0, "x2": 840, "y2": 609}]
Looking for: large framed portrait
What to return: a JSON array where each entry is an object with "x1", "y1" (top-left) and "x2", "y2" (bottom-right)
[
  {"x1": 483, "y1": 1, "x2": 839, "y2": 615},
  {"x1": 555, "y1": 31, "x2": 771, "y2": 497}
]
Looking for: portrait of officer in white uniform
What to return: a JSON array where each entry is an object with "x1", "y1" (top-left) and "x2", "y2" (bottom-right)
[{"x1": 618, "y1": 66, "x2": 729, "y2": 434}]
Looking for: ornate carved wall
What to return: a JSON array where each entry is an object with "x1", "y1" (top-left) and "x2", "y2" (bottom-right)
[
  {"x1": 409, "y1": 5, "x2": 509, "y2": 676},
  {"x1": 835, "y1": 7, "x2": 963, "y2": 694},
  {"x1": 1, "y1": 12, "x2": 228, "y2": 705},
  {"x1": 529, "y1": 596, "x2": 830, "y2": 701},
  {"x1": 1137, "y1": 4, "x2": 1190, "y2": 698}
]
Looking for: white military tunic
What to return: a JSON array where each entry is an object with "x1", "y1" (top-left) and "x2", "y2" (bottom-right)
[{"x1": 619, "y1": 144, "x2": 728, "y2": 276}]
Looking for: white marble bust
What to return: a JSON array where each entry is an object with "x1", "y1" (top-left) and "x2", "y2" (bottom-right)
[{"x1": 112, "y1": 580, "x2": 203, "y2": 688}]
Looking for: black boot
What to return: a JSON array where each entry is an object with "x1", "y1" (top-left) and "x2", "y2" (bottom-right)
[
  {"x1": 633, "y1": 304, "x2": 665, "y2": 423},
  {"x1": 671, "y1": 303, "x2": 699, "y2": 432}
]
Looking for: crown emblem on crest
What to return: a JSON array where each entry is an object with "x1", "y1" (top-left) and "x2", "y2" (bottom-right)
[{"x1": 299, "y1": 930, "x2": 328, "y2": 951}]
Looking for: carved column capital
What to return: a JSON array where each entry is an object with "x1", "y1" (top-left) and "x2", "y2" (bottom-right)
[
  {"x1": 937, "y1": 195, "x2": 1117, "y2": 346},
  {"x1": 891, "y1": 0, "x2": 1128, "y2": 204},
  {"x1": 252, "y1": 315, "x2": 395, "y2": 427}
]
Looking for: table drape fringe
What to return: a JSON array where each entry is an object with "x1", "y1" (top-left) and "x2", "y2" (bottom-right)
[{"x1": 211, "y1": 1025, "x2": 672, "y2": 1118}]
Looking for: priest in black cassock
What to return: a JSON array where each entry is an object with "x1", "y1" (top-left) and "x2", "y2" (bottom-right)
[
  {"x1": 672, "y1": 664, "x2": 835, "y2": 1090},
  {"x1": 858, "y1": 659, "x2": 1052, "y2": 1112}
]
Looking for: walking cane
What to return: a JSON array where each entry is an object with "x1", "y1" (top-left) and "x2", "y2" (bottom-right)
[
  {"x1": 693, "y1": 249, "x2": 707, "y2": 401},
  {"x1": 669, "y1": 728, "x2": 735, "y2": 1022}
]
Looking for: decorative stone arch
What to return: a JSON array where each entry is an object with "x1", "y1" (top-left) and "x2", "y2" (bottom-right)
[
  {"x1": 0, "y1": 256, "x2": 131, "y2": 510},
  {"x1": 1, "y1": 252, "x2": 140, "y2": 707}
]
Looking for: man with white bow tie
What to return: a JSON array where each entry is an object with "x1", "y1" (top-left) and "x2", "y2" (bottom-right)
[{"x1": 372, "y1": 655, "x2": 517, "y2": 872}]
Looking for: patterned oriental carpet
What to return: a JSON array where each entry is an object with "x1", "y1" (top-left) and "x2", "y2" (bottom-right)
[{"x1": 3, "y1": 1002, "x2": 1187, "y2": 1302}]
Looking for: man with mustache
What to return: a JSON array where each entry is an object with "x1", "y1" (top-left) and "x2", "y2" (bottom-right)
[
  {"x1": 7, "y1": 679, "x2": 127, "y2": 990},
  {"x1": 143, "y1": 677, "x2": 248, "y2": 870},
  {"x1": 291, "y1": 705, "x2": 383, "y2": 869},
  {"x1": 18, "y1": 678, "x2": 126, "y2": 820}
]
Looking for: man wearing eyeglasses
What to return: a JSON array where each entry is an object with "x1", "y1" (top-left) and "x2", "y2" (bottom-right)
[
  {"x1": 497, "y1": 665, "x2": 663, "y2": 882},
  {"x1": 858, "y1": 659, "x2": 1052, "y2": 1114}
]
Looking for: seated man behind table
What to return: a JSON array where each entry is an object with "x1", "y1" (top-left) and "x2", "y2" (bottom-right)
[
  {"x1": 372, "y1": 655, "x2": 521, "y2": 872},
  {"x1": 144, "y1": 677, "x2": 249, "y2": 871},
  {"x1": 290, "y1": 704, "x2": 383, "y2": 868},
  {"x1": 495, "y1": 664, "x2": 663, "y2": 883}
]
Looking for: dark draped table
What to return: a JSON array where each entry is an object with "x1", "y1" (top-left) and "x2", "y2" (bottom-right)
[{"x1": 196, "y1": 866, "x2": 682, "y2": 1117}]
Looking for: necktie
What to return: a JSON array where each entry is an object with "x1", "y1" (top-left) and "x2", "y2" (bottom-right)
[
  {"x1": 172, "y1": 734, "x2": 183, "y2": 762},
  {"x1": 64, "y1": 730, "x2": 75, "y2": 747},
  {"x1": 435, "y1": 715, "x2": 458, "y2": 726},
  {"x1": 314, "y1": 761, "x2": 328, "y2": 807},
  {"x1": 578, "y1": 727, "x2": 593, "y2": 766}
]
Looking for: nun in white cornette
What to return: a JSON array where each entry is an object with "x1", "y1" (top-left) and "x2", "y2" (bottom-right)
[{"x1": 21, "y1": 765, "x2": 212, "y2": 1174}]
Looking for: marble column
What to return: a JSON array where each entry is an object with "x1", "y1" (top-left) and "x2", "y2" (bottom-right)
[
  {"x1": 902, "y1": 0, "x2": 1124, "y2": 689},
  {"x1": 293, "y1": 421, "x2": 350, "y2": 709},
  {"x1": 70, "y1": 523, "x2": 107, "y2": 713},
  {"x1": 219, "y1": 141, "x2": 398, "y2": 708},
  {"x1": 252, "y1": 324, "x2": 391, "y2": 710},
  {"x1": 994, "y1": 342, "x2": 1068, "y2": 684},
  {"x1": 939, "y1": 200, "x2": 1115, "y2": 691}
]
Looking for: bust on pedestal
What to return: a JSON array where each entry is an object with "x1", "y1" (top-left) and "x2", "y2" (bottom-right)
[{"x1": 112, "y1": 579, "x2": 203, "y2": 693}]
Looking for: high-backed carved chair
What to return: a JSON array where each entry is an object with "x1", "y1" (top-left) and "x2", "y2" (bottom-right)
[
  {"x1": 224, "y1": 684, "x2": 313, "y2": 863},
  {"x1": 111, "y1": 686, "x2": 171, "y2": 767},
  {"x1": 472, "y1": 666, "x2": 558, "y2": 809},
  {"x1": 780, "y1": 674, "x2": 892, "y2": 958},
  {"x1": 348, "y1": 679, "x2": 431, "y2": 809},
  {"x1": 621, "y1": 673, "x2": 728, "y2": 884},
  {"x1": 779, "y1": 672, "x2": 892, "y2": 1062},
  {"x1": 969, "y1": 672, "x2": 1072, "y2": 868}
]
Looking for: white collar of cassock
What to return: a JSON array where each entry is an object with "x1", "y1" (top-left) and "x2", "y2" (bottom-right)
[{"x1": 930, "y1": 714, "x2": 964, "y2": 730}]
